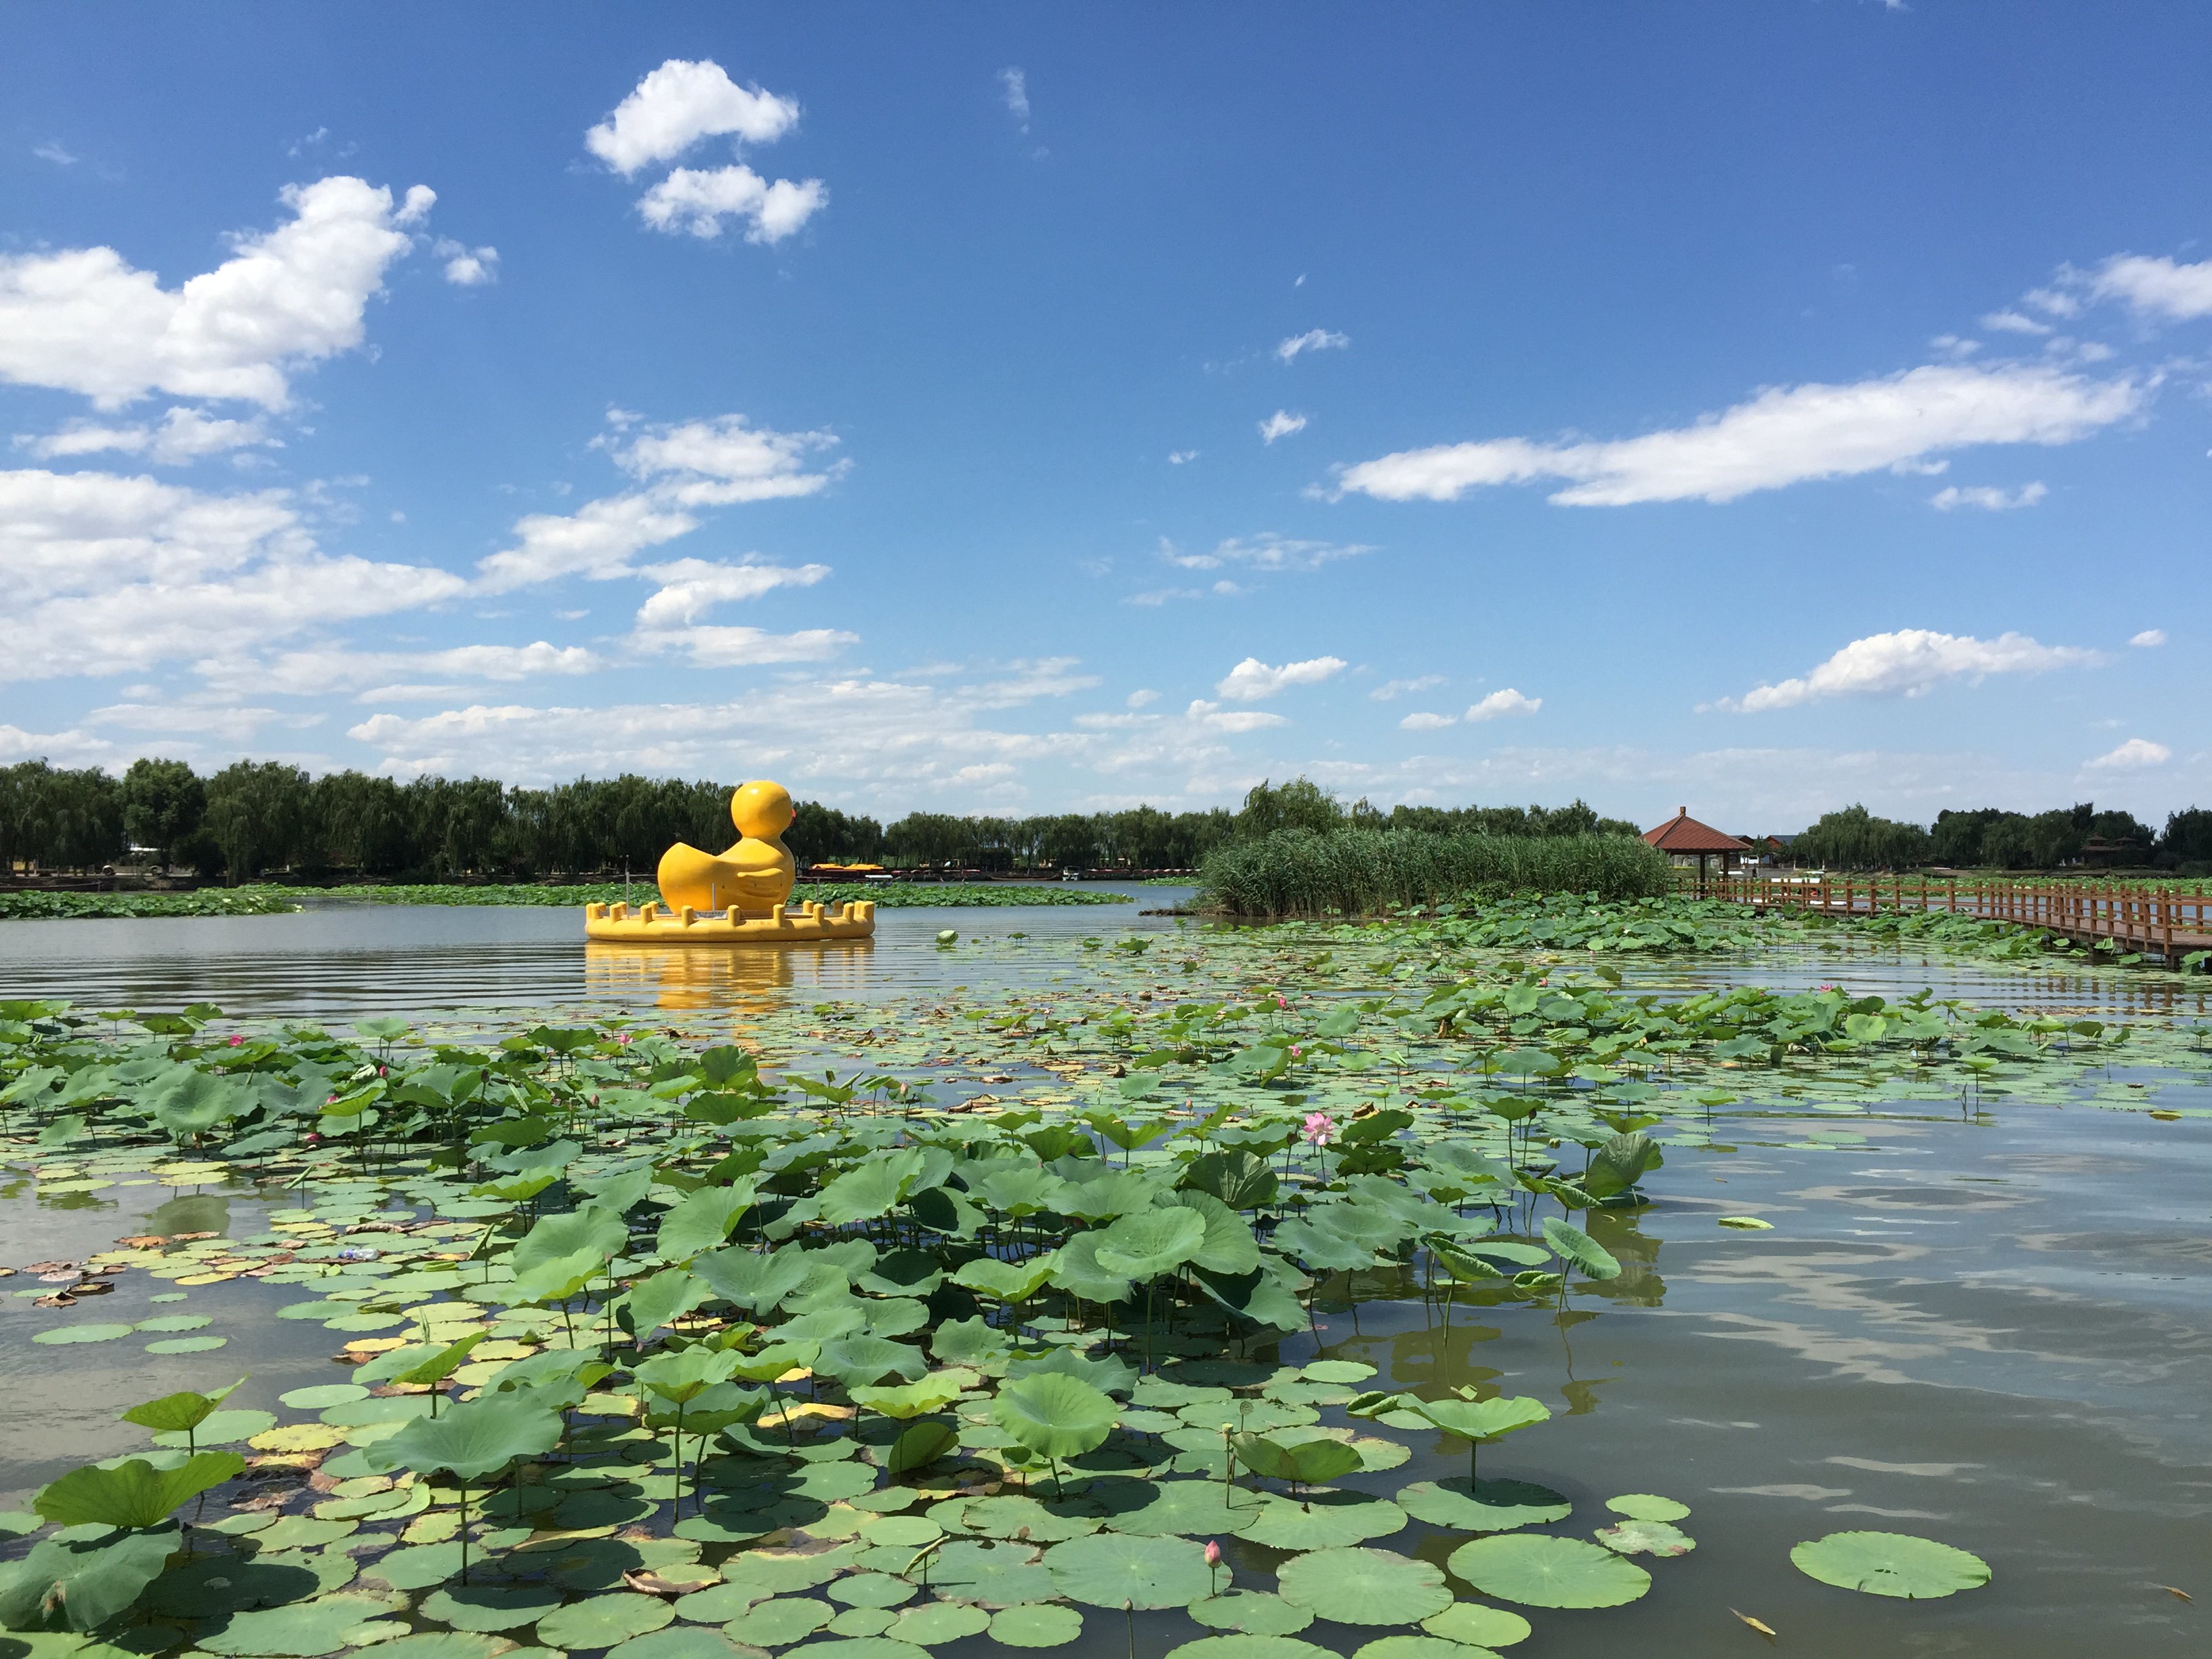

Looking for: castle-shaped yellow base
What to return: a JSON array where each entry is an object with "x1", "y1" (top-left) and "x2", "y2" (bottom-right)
[{"x1": 581, "y1": 779, "x2": 876, "y2": 944}]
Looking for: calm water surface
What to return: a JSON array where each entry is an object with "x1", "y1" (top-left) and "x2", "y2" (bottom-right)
[{"x1": 1, "y1": 899, "x2": 2206, "y2": 1656}]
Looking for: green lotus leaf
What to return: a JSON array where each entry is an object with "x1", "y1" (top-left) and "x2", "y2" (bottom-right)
[
  {"x1": 1414, "y1": 1395, "x2": 1551, "y2": 1447},
  {"x1": 510, "y1": 1244, "x2": 605, "y2": 1306},
  {"x1": 727, "y1": 1340, "x2": 819, "y2": 1385},
  {"x1": 656, "y1": 1186, "x2": 756, "y2": 1263},
  {"x1": 533, "y1": 1592, "x2": 676, "y2": 1649},
  {"x1": 147, "y1": 1335, "x2": 229, "y2": 1353},
  {"x1": 989, "y1": 1603, "x2": 1085, "y2": 1647},
  {"x1": 357, "y1": 1635, "x2": 505, "y2": 1659},
  {"x1": 1604, "y1": 1492, "x2": 1690, "y2": 1521},
  {"x1": 1047, "y1": 1532, "x2": 1216, "y2": 1609},
  {"x1": 817, "y1": 1150, "x2": 930, "y2": 1226},
  {"x1": 1162, "y1": 1191, "x2": 1263, "y2": 1275},
  {"x1": 1229, "y1": 1491, "x2": 1407, "y2": 1551},
  {"x1": 804, "y1": 1640, "x2": 928, "y2": 1659},
  {"x1": 817, "y1": 1336, "x2": 927, "y2": 1387},
  {"x1": 1594, "y1": 1518, "x2": 1694, "y2": 1557},
  {"x1": 35, "y1": 1452, "x2": 245, "y2": 1530},
  {"x1": 1420, "y1": 1603, "x2": 1530, "y2": 1648},
  {"x1": 32, "y1": 1324, "x2": 135, "y2": 1346},
  {"x1": 1395, "y1": 1479, "x2": 1569, "y2": 1532},
  {"x1": 956, "y1": 1496, "x2": 1101, "y2": 1545},
  {"x1": 120, "y1": 1375, "x2": 245, "y2": 1436},
  {"x1": 0, "y1": 1525, "x2": 178, "y2": 1633},
  {"x1": 636, "y1": 1343, "x2": 740, "y2": 1404},
  {"x1": 1274, "y1": 1546, "x2": 1449, "y2": 1625},
  {"x1": 851, "y1": 1376, "x2": 966, "y2": 1420},
  {"x1": 719, "y1": 1595, "x2": 834, "y2": 1647},
  {"x1": 1351, "y1": 1638, "x2": 1492, "y2": 1659},
  {"x1": 1229, "y1": 1433, "x2": 1361, "y2": 1487},
  {"x1": 199, "y1": 1590, "x2": 405, "y2": 1656},
  {"x1": 419, "y1": 1583, "x2": 564, "y2": 1632},
  {"x1": 1186, "y1": 1592, "x2": 1313, "y2": 1636},
  {"x1": 825, "y1": 1573, "x2": 916, "y2": 1610},
  {"x1": 150, "y1": 1408, "x2": 273, "y2": 1448},
  {"x1": 357, "y1": 1333, "x2": 485, "y2": 1388},
  {"x1": 512, "y1": 1204, "x2": 626, "y2": 1279},
  {"x1": 884, "y1": 1419, "x2": 958, "y2": 1476},
  {"x1": 1717, "y1": 1216, "x2": 1775, "y2": 1230},
  {"x1": 1166, "y1": 1639, "x2": 1330, "y2": 1659},
  {"x1": 1093, "y1": 1208, "x2": 1208, "y2": 1279},
  {"x1": 134, "y1": 1313, "x2": 213, "y2": 1333},
  {"x1": 609, "y1": 1627, "x2": 758, "y2": 1659},
  {"x1": 1447, "y1": 1534, "x2": 1651, "y2": 1609},
  {"x1": 1177, "y1": 1150, "x2": 1279, "y2": 1212},
  {"x1": 366, "y1": 1389, "x2": 562, "y2": 1483},
  {"x1": 991, "y1": 1373, "x2": 1118, "y2": 1462},
  {"x1": 951, "y1": 1256, "x2": 1057, "y2": 1303},
  {"x1": 695, "y1": 1246, "x2": 812, "y2": 1311},
  {"x1": 1103, "y1": 1479, "x2": 1240, "y2": 1539},
  {"x1": 626, "y1": 1266, "x2": 708, "y2": 1336},
  {"x1": 1789, "y1": 1531, "x2": 1991, "y2": 1599},
  {"x1": 888, "y1": 1601, "x2": 990, "y2": 1645},
  {"x1": 1540, "y1": 1218, "x2": 1620, "y2": 1280},
  {"x1": 1048, "y1": 1233, "x2": 1134, "y2": 1304}
]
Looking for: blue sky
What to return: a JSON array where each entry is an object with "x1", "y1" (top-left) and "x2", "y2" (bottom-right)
[{"x1": 2, "y1": 3, "x2": 2205, "y2": 830}]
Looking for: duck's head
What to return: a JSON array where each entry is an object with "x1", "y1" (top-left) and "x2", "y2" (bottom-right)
[{"x1": 731, "y1": 779, "x2": 797, "y2": 840}]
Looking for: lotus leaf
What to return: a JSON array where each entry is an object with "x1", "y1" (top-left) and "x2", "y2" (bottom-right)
[
  {"x1": 626, "y1": 1267, "x2": 709, "y2": 1336},
  {"x1": 1540, "y1": 1218, "x2": 1620, "y2": 1279},
  {"x1": 35, "y1": 1452, "x2": 244, "y2": 1530},
  {"x1": 1351, "y1": 1639, "x2": 1493, "y2": 1659},
  {"x1": 951, "y1": 1256, "x2": 1057, "y2": 1302},
  {"x1": 609, "y1": 1628, "x2": 757, "y2": 1659},
  {"x1": 657, "y1": 1187, "x2": 756, "y2": 1262},
  {"x1": 1186, "y1": 1591, "x2": 1314, "y2": 1635},
  {"x1": 695, "y1": 1248, "x2": 812, "y2": 1311},
  {"x1": 1604, "y1": 1492, "x2": 1689, "y2": 1521},
  {"x1": 0, "y1": 1526, "x2": 178, "y2": 1633},
  {"x1": 1165, "y1": 1641, "x2": 1329, "y2": 1659},
  {"x1": 1395, "y1": 1479, "x2": 1570, "y2": 1532},
  {"x1": 121, "y1": 1375, "x2": 244, "y2": 1439},
  {"x1": 1446, "y1": 1535, "x2": 1651, "y2": 1609},
  {"x1": 512, "y1": 1205, "x2": 626, "y2": 1279},
  {"x1": 825, "y1": 1573, "x2": 915, "y2": 1610},
  {"x1": 358, "y1": 1635, "x2": 504, "y2": 1659},
  {"x1": 535, "y1": 1593, "x2": 677, "y2": 1649},
  {"x1": 817, "y1": 1335, "x2": 927, "y2": 1387},
  {"x1": 1594, "y1": 1518, "x2": 1694, "y2": 1556},
  {"x1": 1047, "y1": 1532, "x2": 1216, "y2": 1609},
  {"x1": 199, "y1": 1590, "x2": 405, "y2": 1656},
  {"x1": 368, "y1": 1389, "x2": 563, "y2": 1482},
  {"x1": 1789, "y1": 1531, "x2": 1991, "y2": 1599},
  {"x1": 1093, "y1": 1208, "x2": 1208, "y2": 1279},
  {"x1": 889, "y1": 1601, "x2": 990, "y2": 1645},
  {"x1": 850, "y1": 1376, "x2": 965, "y2": 1419},
  {"x1": 1419, "y1": 1603, "x2": 1530, "y2": 1647},
  {"x1": 1230, "y1": 1432, "x2": 1362, "y2": 1487},
  {"x1": 1229, "y1": 1491, "x2": 1408, "y2": 1551},
  {"x1": 719, "y1": 1596, "x2": 833, "y2": 1647},
  {"x1": 420, "y1": 1583, "x2": 564, "y2": 1632},
  {"x1": 32, "y1": 1325, "x2": 134, "y2": 1346},
  {"x1": 151, "y1": 1408, "x2": 273, "y2": 1448},
  {"x1": 1273, "y1": 1547, "x2": 1449, "y2": 1624},
  {"x1": 1717, "y1": 1216, "x2": 1774, "y2": 1230},
  {"x1": 1104, "y1": 1479, "x2": 1240, "y2": 1538},
  {"x1": 987, "y1": 1603, "x2": 1084, "y2": 1647}
]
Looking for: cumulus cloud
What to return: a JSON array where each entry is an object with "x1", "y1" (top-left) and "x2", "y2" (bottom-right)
[
  {"x1": 1370, "y1": 675, "x2": 1443, "y2": 701},
  {"x1": 1399, "y1": 710, "x2": 1456, "y2": 731},
  {"x1": 1931, "y1": 481, "x2": 2046, "y2": 511},
  {"x1": 1161, "y1": 532, "x2": 1373, "y2": 573},
  {"x1": 1275, "y1": 329, "x2": 1348, "y2": 363},
  {"x1": 632, "y1": 558, "x2": 830, "y2": 627},
  {"x1": 434, "y1": 239, "x2": 499, "y2": 285},
  {"x1": 474, "y1": 413, "x2": 845, "y2": 592},
  {"x1": 630, "y1": 624, "x2": 859, "y2": 670},
  {"x1": 2083, "y1": 253, "x2": 2212, "y2": 323},
  {"x1": 1183, "y1": 699, "x2": 1290, "y2": 733},
  {"x1": 16, "y1": 407, "x2": 279, "y2": 466},
  {"x1": 1980, "y1": 309, "x2": 2051, "y2": 336},
  {"x1": 1713, "y1": 628, "x2": 2100, "y2": 712},
  {"x1": 1332, "y1": 363, "x2": 2139, "y2": 507},
  {"x1": 1215, "y1": 655, "x2": 1347, "y2": 701},
  {"x1": 1465, "y1": 688, "x2": 1541, "y2": 722},
  {"x1": 999, "y1": 68, "x2": 1030, "y2": 127},
  {"x1": 637, "y1": 166, "x2": 826, "y2": 243},
  {"x1": 199, "y1": 641, "x2": 603, "y2": 701},
  {"x1": 586, "y1": 58, "x2": 800, "y2": 175},
  {"x1": 1258, "y1": 410, "x2": 1308, "y2": 445},
  {"x1": 2130, "y1": 628, "x2": 2167, "y2": 648},
  {"x1": 2086, "y1": 737, "x2": 2171, "y2": 770},
  {"x1": 0, "y1": 176, "x2": 433, "y2": 409}
]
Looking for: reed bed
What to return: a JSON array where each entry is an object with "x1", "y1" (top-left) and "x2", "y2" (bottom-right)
[{"x1": 1198, "y1": 827, "x2": 1673, "y2": 916}]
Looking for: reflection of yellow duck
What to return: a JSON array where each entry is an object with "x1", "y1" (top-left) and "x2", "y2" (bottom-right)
[{"x1": 658, "y1": 780, "x2": 798, "y2": 916}]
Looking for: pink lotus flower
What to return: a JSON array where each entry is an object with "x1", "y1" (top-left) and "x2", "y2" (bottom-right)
[
  {"x1": 376, "y1": 1065, "x2": 387, "y2": 1077},
  {"x1": 1303, "y1": 1111, "x2": 1336, "y2": 1147},
  {"x1": 227, "y1": 1034, "x2": 244, "y2": 1047},
  {"x1": 1204, "y1": 1539, "x2": 1223, "y2": 1566},
  {"x1": 617, "y1": 1032, "x2": 634, "y2": 1045},
  {"x1": 1288, "y1": 1045, "x2": 1302, "y2": 1059}
]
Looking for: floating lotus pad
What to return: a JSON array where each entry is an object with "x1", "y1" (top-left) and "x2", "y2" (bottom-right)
[
  {"x1": 1164, "y1": 1638, "x2": 1332, "y2": 1659},
  {"x1": 1046, "y1": 1532, "x2": 1218, "y2": 1609},
  {"x1": 1594, "y1": 1519, "x2": 1694, "y2": 1557},
  {"x1": 536, "y1": 1593, "x2": 677, "y2": 1649},
  {"x1": 887, "y1": 1602, "x2": 991, "y2": 1645},
  {"x1": 988, "y1": 1604, "x2": 1085, "y2": 1648},
  {"x1": 1603, "y1": 1494, "x2": 1689, "y2": 1522},
  {"x1": 1447, "y1": 1536, "x2": 1652, "y2": 1609},
  {"x1": 198, "y1": 1591, "x2": 407, "y2": 1656},
  {"x1": 1790, "y1": 1531, "x2": 1992, "y2": 1599},
  {"x1": 1352, "y1": 1639, "x2": 1496, "y2": 1659},
  {"x1": 1275, "y1": 1547, "x2": 1452, "y2": 1625},
  {"x1": 1420, "y1": 1603, "x2": 1530, "y2": 1647},
  {"x1": 421, "y1": 1584, "x2": 565, "y2": 1631},
  {"x1": 1187, "y1": 1592, "x2": 1314, "y2": 1636},
  {"x1": 719, "y1": 1597, "x2": 835, "y2": 1647},
  {"x1": 1395, "y1": 1479, "x2": 1570, "y2": 1533},
  {"x1": 1231, "y1": 1491, "x2": 1408, "y2": 1551}
]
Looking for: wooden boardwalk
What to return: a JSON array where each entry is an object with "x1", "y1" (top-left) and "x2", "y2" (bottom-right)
[{"x1": 1685, "y1": 874, "x2": 2212, "y2": 968}]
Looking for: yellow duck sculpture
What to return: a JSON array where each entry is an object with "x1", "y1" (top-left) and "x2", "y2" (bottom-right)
[
  {"x1": 581, "y1": 779, "x2": 876, "y2": 943},
  {"x1": 659, "y1": 779, "x2": 798, "y2": 916}
]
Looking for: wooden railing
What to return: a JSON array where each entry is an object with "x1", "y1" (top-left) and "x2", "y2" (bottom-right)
[{"x1": 1679, "y1": 874, "x2": 2212, "y2": 966}]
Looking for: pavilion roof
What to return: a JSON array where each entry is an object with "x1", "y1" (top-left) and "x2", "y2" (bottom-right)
[{"x1": 1643, "y1": 808, "x2": 1751, "y2": 854}]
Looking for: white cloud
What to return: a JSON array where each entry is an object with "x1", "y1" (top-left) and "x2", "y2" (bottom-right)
[
  {"x1": 585, "y1": 58, "x2": 801, "y2": 175},
  {"x1": 1332, "y1": 363, "x2": 2139, "y2": 506},
  {"x1": 1183, "y1": 699, "x2": 1290, "y2": 733},
  {"x1": 1370, "y1": 674, "x2": 1443, "y2": 701},
  {"x1": 2085, "y1": 253, "x2": 2212, "y2": 322},
  {"x1": 1399, "y1": 711, "x2": 1456, "y2": 731},
  {"x1": 611, "y1": 413, "x2": 844, "y2": 506},
  {"x1": 1465, "y1": 688, "x2": 1541, "y2": 722},
  {"x1": 1129, "y1": 587, "x2": 1202, "y2": 607},
  {"x1": 999, "y1": 68, "x2": 1030, "y2": 127},
  {"x1": 434, "y1": 239, "x2": 499, "y2": 286},
  {"x1": 473, "y1": 414, "x2": 844, "y2": 592},
  {"x1": 199, "y1": 641, "x2": 603, "y2": 701},
  {"x1": 1715, "y1": 628, "x2": 2100, "y2": 713},
  {"x1": 1126, "y1": 689, "x2": 1158, "y2": 708},
  {"x1": 1215, "y1": 655, "x2": 1347, "y2": 701},
  {"x1": 1931, "y1": 480, "x2": 2046, "y2": 511},
  {"x1": 1275, "y1": 329, "x2": 1349, "y2": 364},
  {"x1": 638, "y1": 165, "x2": 827, "y2": 243},
  {"x1": 1166, "y1": 450, "x2": 1198, "y2": 465},
  {"x1": 2086, "y1": 737, "x2": 2171, "y2": 771},
  {"x1": 2130, "y1": 628, "x2": 2167, "y2": 648},
  {"x1": 16, "y1": 406, "x2": 278, "y2": 466},
  {"x1": 1162, "y1": 532, "x2": 1373, "y2": 573},
  {"x1": 1980, "y1": 309, "x2": 2051, "y2": 336},
  {"x1": 33, "y1": 140, "x2": 76, "y2": 167},
  {"x1": 633, "y1": 558, "x2": 830, "y2": 626},
  {"x1": 630, "y1": 624, "x2": 858, "y2": 669},
  {"x1": 1258, "y1": 410, "x2": 1308, "y2": 445},
  {"x1": 0, "y1": 176, "x2": 433, "y2": 409}
]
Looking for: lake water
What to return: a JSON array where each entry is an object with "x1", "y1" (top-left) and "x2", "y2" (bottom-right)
[{"x1": 1, "y1": 899, "x2": 2207, "y2": 1656}]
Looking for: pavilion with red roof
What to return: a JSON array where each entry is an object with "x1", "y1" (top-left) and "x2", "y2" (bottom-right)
[{"x1": 1643, "y1": 808, "x2": 1752, "y2": 886}]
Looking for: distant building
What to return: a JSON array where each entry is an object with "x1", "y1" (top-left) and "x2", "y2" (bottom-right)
[{"x1": 1643, "y1": 808, "x2": 1752, "y2": 883}]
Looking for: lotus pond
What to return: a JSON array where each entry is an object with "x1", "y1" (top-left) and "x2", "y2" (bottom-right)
[{"x1": 1, "y1": 894, "x2": 2207, "y2": 1659}]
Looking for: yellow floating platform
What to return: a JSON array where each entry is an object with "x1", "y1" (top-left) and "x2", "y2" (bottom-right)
[{"x1": 584, "y1": 898, "x2": 876, "y2": 943}]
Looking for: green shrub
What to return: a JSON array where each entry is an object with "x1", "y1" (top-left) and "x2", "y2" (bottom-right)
[{"x1": 1197, "y1": 828, "x2": 1671, "y2": 917}]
